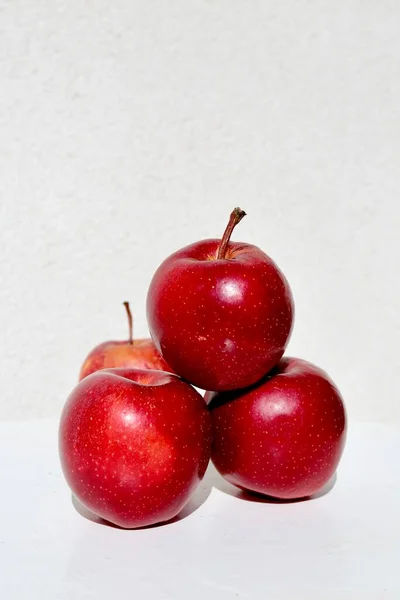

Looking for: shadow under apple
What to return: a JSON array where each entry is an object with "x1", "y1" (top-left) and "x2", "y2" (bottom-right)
[
  {"x1": 72, "y1": 461, "x2": 337, "y2": 529},
  {"x1": 204, "y1": 462, "x2": 338, "y2": 504},
  {"x1": 71, "y1": 470, "x2": 213, "y2": 530}
]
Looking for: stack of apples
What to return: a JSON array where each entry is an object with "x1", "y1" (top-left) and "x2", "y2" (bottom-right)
[{"x1": 59, "y1": 209, "x2": 347, "y2": 528}]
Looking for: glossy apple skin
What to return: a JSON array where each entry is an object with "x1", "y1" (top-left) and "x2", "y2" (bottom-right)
[
  {"x1": 207, "y1": 358, "x2": 347, "y2": 499},
  {"x1": 59, "y1": 369, "x2": 211, "y2": 528},
  {"x1": 79, "y1": 338, "x2": 174, "y2": 381},
  {"x1": 147, "y1": 239, "x2": 294, "y2": 391}
]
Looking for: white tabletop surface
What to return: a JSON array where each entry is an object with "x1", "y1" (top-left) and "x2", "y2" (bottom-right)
[{"x1": 0, "y1": 419, "x2": 399, "y2": 599}]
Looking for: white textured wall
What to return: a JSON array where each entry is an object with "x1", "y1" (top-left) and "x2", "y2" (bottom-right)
[{"x1": 1, "y1": 1, "x2": 399, "y2": 422}]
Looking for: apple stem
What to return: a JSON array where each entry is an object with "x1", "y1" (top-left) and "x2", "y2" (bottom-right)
[
  {"x1": 123, "y1": 302, "x2": 133, "y2": 344},
  {"x1": 216, "y1": 207, "x2": 247, "y2": 259}
]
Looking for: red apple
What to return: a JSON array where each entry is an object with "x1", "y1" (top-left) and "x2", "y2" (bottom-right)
[
  {"x1": 59, "y1": 368, "x2": 211, "y2": 528},
  {"x1": 79, "y1": 302, "x2": 174, "y2": 380},
  {"x1": 207, "y1": 357, "x2": 347, "y2": 499},
  {"x1": 147, "y1": 208, "x2": 294, "y2": 391}
]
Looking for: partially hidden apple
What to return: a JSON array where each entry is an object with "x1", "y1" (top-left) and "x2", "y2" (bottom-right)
[
  {"x1": 79, "y1": 302, "x2": 174, "y2": 380},
  {"x1": 147, "y1": 208, "x2": 294, "y2": 391},
  {"x1": 207, "y1": 357, "x2": 346, "y2": 499},
  {"x1": 59, "y1": 368, "x2": 211, "y2": 528}
]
